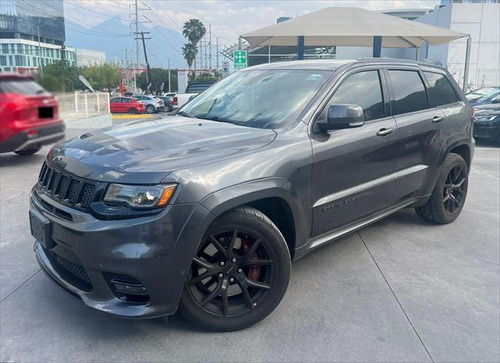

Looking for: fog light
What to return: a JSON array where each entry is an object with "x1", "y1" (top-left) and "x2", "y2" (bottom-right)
[{"x1": 112, "y1": 281, "x2": 148, "y2": 295}]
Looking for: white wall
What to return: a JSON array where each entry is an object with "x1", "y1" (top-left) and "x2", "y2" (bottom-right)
[{"x1": 416, "y1": 3, "x2": 499, "y2": 88}]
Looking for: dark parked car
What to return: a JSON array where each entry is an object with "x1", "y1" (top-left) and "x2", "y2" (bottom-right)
[
  {"x1": 156, "y1": 96, "x2": 174, "y2": 112},
  {"x1": 30, "y1": 59, "x2": 473, "y2": 331},
  {"x1": 466, "y1": 86, "x2": 500, "y2": 106},
  {"x1": 0, "y1": 73, "x2": 65, "y2": 155},
  {"x1": 473, "y1": 96, "x2": 500, "y2": 142}
]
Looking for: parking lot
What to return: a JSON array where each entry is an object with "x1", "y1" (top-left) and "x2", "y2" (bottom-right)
[{"x1": 0, "y1": 123, "x2": 498, "y2": 362}]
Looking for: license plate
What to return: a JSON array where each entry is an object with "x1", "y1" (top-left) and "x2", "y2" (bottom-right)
[
  {"x1": 29, "y1": 210, "x2": 54, "y2": 249},
  {"x1": 38, "y1": 107, "x2": 54, "y2": 119}
]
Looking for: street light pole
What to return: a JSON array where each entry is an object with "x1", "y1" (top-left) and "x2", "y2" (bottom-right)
[{"x1": 37, "y1": 25, "x2": 43, "y2": 76}]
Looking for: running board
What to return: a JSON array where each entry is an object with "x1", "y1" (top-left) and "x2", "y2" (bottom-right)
[{"x1": 305, "y1": 199, "x2": 417, "y2": 252}]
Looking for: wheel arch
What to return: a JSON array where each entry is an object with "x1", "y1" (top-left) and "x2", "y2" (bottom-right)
[{"x1": 199, "y1": 178, "x2": 309, "y2": 260}]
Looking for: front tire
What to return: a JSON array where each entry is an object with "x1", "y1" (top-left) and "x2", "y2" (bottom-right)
[
  {"x1": 14, "y1": 146, "x2": 41, "y2": 156},
  {"x1": 415, "y1": 153, "x2": 468, "y2": 224},
  {"x1": 179, "y1": 206, "x2": 291, "y2": 331},
  {"x1": 146, "y1": 105, "x2": 155, "y2": 114}
]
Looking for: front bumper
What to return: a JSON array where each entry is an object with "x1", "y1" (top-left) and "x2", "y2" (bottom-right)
[
  {"x1": 0, "y1": 122, "x2": 65, "y2": 153},
  {"x1": 473, "y1": 120, "x2": 500, "y2": 139},
  {"x1": 31, "y1": 190, "x2": 212, "y2": 318}
]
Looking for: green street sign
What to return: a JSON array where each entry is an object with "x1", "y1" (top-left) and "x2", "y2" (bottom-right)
[{"x1": 233, "y1": 50, "x2": 247, "y2": 69}]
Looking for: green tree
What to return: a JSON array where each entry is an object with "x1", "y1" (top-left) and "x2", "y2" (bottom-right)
[
  {"x1": 182, "y1": 19, "x2": 206, "y2": 80},
  {"x1": 81, "y1": 63, "x2": 122, "y2": 91},
  {"x1": 182, "y1": 43, "x2": 196, "y2": 80},
  {"x1": 136, "y1": 68, "x2": 178, "y2": 94},
  {"x1": 35, "y1": 61, "x2": 81, "y2": 93}
]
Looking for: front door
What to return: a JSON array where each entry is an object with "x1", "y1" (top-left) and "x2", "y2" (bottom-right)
[{"x1": 310, "y1": 69, "x2": 399, "y2": 237}]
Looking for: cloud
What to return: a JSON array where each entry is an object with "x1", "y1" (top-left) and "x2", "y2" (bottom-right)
[{"x1": 65, "y1": 0, "x2": 440, "y2": 45}]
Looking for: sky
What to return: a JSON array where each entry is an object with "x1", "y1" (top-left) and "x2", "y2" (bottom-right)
[{"x1": 63, "y1": 0, "x2": 441, "y2": 45}]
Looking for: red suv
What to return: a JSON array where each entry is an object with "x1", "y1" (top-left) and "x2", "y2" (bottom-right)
[
  {"x1": 0, "y1": 73, "x2": 65, "y2": 156},
  {"x1": 110, "y1": 97, "x2": 146, "y2": 114}
]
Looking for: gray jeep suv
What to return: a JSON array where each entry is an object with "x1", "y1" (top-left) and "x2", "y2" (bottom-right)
[{"x1": 30, "y1": 59, "x2": 474, "y2": 331}]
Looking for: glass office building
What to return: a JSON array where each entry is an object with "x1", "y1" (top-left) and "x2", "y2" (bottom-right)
[{"x1": 0, "y1": 0, "x2": 75, "y2": 72}]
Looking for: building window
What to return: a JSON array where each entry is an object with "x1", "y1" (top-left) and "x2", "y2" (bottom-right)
[
  {"x1": 10, "y1": 44, "x2": 14, "y2": 54},
  {"x1": 33, "y1": 57, "x2": 37, "y2": 67},
  {"x1": 1, "y1": 44, "x2": 8, "y2": 54},
  {"x1": 0, "y1": 56, "x2": 6, "y2": 66},
  {"x1": 15, "y1": 55, "x2": 24, "y2": 66},
  {"x1": 9, "y1": 55, "x2": 13, "y2": 65},
  {"x1": 17, "y1": 44, "x2": 23, "y2": 54}
]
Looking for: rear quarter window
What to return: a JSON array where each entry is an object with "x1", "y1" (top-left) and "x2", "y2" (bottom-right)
[
  {"x1": 424, "y1": 72, "x2": 460, "y2": 107},
  {"x1": 388, "y1": 70, "x2": 429, "y2": 116}
]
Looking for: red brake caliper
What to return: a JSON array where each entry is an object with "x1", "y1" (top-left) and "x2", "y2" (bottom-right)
[{"x1": 242, "y1": 236, "x2": 261, "y2": 281}]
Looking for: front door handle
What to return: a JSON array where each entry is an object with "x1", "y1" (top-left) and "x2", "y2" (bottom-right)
[
  {"x1": 432, "y1": 115, "x2": 444, "y2": 123},
  {"x1": 376, "y1": 128, "x2": 394, "y2": 136}
]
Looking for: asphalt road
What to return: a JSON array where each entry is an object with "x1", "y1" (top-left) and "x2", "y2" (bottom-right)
[{"x1": 0, "y1": 124, "x2": 499, "y2": 362}]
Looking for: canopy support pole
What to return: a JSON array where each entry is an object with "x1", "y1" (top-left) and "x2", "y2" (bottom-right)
[
  {"x1": 463, "y1": 35, "x2": 472, "y2": 91},
  {"x1": 373, "y1": 36, "x2": 382, "y2": 57},
  {"x1": 297, "y1": 36, "x2": 305, "y2": 60}
]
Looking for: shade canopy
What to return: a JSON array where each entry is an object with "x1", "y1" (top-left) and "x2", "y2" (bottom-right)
[{"x1": 242, "y1": 7, "x2": 467, "y2": 48}]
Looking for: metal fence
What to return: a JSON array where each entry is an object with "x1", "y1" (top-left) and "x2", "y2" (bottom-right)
[{"x1": 56, "y1": 92, "x2": 110, "y2": 121}]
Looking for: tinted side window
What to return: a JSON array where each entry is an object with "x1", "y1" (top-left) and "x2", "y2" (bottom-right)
[
  {"x1": 389, "y1": 70, "x2": 428, "y2": 115},
  {"x1": 424, "y1": 72, "x2": 459, "y2": 107},
  {"x1": 319, "y1": 71, "x2": 384, "y2": 122}
]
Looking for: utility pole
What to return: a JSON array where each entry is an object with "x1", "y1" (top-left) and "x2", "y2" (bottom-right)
[
  {"x1": 199, "y1": 40, "x2": 203, "y2": 72},
  {"x1": 216, "y1": 36, "x2": 219, "y2": 73},
  {"x1": 168, "y1": 58, "x2": 171, "y2": 93},
  {"x1": 37, "y1": 25, "x2": 43, "y2": 76},
  {"x1": 205, "y1": 35, "x2": 208, "y2": 71},
  {"x1": 135, "y1": 31, "x2": 152, "y2": 92},
  {"x1": 209, "y1": 25, "x2": 212, "y2": 69},
  {"x1": 134, "y1": 0, "x2": 140, "y2": 92},
  {"x1": 61, "y1": 42, "x2": 66, "y2": 93}
]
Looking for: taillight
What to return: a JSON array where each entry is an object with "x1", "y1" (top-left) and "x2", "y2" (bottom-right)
[{"x1": 171, "y1": 97, "x2": 178, "y2": 106}]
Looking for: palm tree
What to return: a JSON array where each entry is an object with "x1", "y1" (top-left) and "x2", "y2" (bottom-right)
[
  {"x1": 182, "y1": 43, "x2": 196, "y2": 80},
  {"x1": 182, "y1": 19, "x2": 206, "y2": 80}
]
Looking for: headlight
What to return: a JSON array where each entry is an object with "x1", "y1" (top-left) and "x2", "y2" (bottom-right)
[{"x1": 104, "y1": 183, "x2": 176, "y2": 209}]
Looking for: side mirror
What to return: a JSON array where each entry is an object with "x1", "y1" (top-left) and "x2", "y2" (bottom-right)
[{"x1": 317, "y1": 104, "x2": 365, "y2": 132}]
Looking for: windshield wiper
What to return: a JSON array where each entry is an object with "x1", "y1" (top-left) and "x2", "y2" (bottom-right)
[{"x1": 177, "y1": 110, "x2": 198, "y2": 118}]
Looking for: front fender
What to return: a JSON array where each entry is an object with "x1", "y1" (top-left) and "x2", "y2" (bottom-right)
[{"x1": 199, "y1": 177, "x2": 310, "y2": 254}]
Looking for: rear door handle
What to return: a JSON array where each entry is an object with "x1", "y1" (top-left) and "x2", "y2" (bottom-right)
[
  {"x1": 432, "y1": 116, "x2": 444, "y2": 123},
  {"x1": 376, "y1": 128, "x2": 394, "y2": 136}
]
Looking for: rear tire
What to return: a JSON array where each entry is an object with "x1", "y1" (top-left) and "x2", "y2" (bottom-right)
[
  {"x1": 129, "y1": 107, "x2": 138, "y2": 114},
  {"x1": 146, "y1": 105, "x2": 155, "y2": 114},
  {"x1": 14, "y1": 146, "x2": 41, "y2": 156},
  {"x1": 415, "y1": 153, "x2": 468, "y2": 224},
  {"x1": 179, "y1": 206, "x2": 291, "y2": 331}
]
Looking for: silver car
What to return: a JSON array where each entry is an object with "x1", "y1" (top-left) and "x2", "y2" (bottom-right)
[{"x1": 132, "y1": 95, "x2": 164, "y2": 114}]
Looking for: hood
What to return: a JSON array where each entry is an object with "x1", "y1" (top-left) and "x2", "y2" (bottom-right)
[
  {"x1": 48, "y1": 117, "x2": 277, "y2": 183},
  {"x1": 474, "y1": 103, "x2": 500, "y2": 114}
]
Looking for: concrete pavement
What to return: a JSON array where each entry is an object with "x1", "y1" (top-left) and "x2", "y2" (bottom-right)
[{"x1": 0, "y1": 127, "x2": 498, "y2": 362}]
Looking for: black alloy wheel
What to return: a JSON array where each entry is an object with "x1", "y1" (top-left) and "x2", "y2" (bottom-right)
[
  {"x1": 415, "y1": 153, "x2": 468, "y2": 224},
  {"x1": 179, "y1": 207, "x2": 291, "y2": 331},
  {"x1": 442, "y1": 164, "x2": 466, "y2": 215}
]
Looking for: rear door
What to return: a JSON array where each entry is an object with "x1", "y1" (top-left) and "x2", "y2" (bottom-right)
[
  {"x1": 386, "y1": 68, "x2": 447, "y2": 203},
  {"x1": 310, "y1": 68, "x2": 399, "y2": 237}
]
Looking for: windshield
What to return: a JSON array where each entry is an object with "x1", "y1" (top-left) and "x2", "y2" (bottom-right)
[{"x1": 180, "y1": 69, "x2": 330, "y2": 129}]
